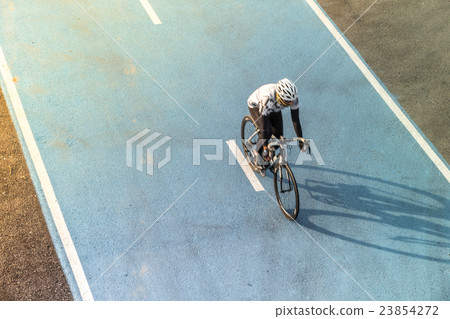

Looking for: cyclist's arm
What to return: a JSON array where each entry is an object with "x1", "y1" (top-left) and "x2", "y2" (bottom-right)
[{"x1": 290, "y1": 108, "x2": 303, "y2": 138}]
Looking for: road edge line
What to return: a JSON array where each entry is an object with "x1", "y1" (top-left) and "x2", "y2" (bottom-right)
[
  {"x1": 0, "y1": 46, "x2": 94, "y2": 301},
  {"x1": 306, "y1": 0, "x2": 450, "y2": 183}
]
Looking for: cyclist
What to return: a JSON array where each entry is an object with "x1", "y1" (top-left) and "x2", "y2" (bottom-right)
[{"x1": 247, "y1": 78, "x2": 304, "y2": 165}]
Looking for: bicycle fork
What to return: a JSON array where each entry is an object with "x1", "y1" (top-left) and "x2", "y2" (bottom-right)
[{"x1": 277, "y1": 165, "x2": 294, "y2": 193}]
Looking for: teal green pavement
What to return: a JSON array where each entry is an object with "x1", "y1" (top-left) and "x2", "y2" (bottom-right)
[{"x1": 0, "y1": 0, "x2": 448, "y2": 300}]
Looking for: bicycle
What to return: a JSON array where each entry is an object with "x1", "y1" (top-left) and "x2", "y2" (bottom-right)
[{"x1": 241, "y1": 115, "x2": 310, "y2": 220}]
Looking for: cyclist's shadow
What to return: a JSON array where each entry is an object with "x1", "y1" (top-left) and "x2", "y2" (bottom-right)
[{"x1": 294, "y1": 166, "x2": 450, "y2": 264}]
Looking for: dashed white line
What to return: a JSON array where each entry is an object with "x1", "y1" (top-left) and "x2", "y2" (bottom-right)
[
  {"x1": 226, "y1": 140, "x2": 264, "y2": 192},
  {"x1": 139, "y1": 0, "x2": 162, "y2": 25},
  {"x1": 0, "y1": 46, "x2": 94, "y2": 301}
]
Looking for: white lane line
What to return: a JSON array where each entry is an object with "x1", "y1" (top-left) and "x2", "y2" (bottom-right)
[
  {"x1": 306, "y1": 0, "x2": 450, "y2": 183},
  {"x1": 139, "y1": 0, "x2": 162, "y2": 25},
  {"x1": 73, "y1": 0, "x2": 199, "y2": 126},
  {"x1": 0, "y1": 46, "x2": 94, "y2": 301},
  {"x1": 226, "y1": 140, "x2": 264, "y2": 192}
]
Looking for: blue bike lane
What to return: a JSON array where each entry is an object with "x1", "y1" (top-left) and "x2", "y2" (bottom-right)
[{"x1": 0, "y1": 0, "x2": 448, "y2": 300}]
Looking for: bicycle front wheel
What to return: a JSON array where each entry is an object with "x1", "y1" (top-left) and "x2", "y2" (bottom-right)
[
  {"x1": 241, "y1": 115, "x2": 259, "y2": 169},
  {"x1": 273, "y1": 164, "x2": 299, "y2": 220}
]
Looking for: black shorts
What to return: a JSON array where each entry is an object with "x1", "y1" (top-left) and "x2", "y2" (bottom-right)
[{"x1": 248, "y1": 107, "x2": 283, "y2": 153}]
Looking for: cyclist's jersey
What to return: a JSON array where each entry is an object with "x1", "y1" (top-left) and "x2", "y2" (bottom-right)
[{"x1": 247, "y1": 83, "x2": 299, "y2": 117}]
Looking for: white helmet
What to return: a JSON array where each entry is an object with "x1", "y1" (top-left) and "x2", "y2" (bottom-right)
[{"x1": 276, "y1": 78, "x2": 298, "y2": 101}]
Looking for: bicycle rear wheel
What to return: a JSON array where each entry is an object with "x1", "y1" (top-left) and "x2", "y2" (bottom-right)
[
  {"x1": 241, "y1": 115, "x2": 259, "y2": 169},
  {"x1": 273, "y1": 164, "x2": 299, "y2": 220}
]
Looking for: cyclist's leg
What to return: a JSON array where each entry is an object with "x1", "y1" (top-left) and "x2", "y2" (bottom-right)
[
  {"x1": 269, "y1": 111, "x2": 284, "y2": 139},
  {"x1": 248, "y1": 107, "x2": 260, "y2": 126},
  {"x1": 248, "y1": 107, "x2": 271, "y2": 156}
]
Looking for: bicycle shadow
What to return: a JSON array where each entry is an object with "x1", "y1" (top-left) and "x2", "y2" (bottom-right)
[{"x1": 293, "y1": 166, "x2": 450, "y2": 264}]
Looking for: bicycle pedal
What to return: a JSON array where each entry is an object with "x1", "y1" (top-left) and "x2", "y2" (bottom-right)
[{"x1": 259, "y1": 169, "x2": 266, "y2": 177}]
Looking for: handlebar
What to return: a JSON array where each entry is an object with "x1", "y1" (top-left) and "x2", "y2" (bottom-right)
[{"x1": 268, "y1": 136, "x2": 310, "y2": 153}]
